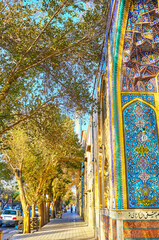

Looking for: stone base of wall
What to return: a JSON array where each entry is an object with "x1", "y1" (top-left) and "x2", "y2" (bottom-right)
[
  {"x1": 123, "y1": 220, "x2": 159, "y2": 240},
  {"x1": 101, "y1": 209, "x2": 159, "y2": 240}
]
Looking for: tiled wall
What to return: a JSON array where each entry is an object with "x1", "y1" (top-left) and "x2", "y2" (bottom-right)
[
  {"x1": 102, "y1": 215, "x2": 117, "y2": 240},
  {"x1": 112, "y1": 219, "x2": 117, "y2": 240},
  {"x1": 103, "y1": 215, "x2": 110, "y2": 240},
  {"x1": 123, "y1": 220, "x2": 159, "y2": 240}
]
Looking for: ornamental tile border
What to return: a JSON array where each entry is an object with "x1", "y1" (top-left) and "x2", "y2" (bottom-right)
[{"x1": 101, "y1": 209, "x2": 159, "y2": 220}]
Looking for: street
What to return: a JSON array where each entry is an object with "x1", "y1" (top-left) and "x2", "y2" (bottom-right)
[
  {"x1": 0, "y1": 225, "x2": 19, "y2": 240},
  {"x1": 11, "y1": 212, "x2": 95, "y2": 240}
]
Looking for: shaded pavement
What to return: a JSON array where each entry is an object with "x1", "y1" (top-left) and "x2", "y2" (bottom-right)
[{"x1": 11, "y1": 211, "x2": 95, "y2": 240}]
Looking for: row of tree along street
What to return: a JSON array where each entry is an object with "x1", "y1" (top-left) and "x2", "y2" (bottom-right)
[
  {"x1": 1, "y1": 105, "x2": 83, "y2": 232},
  {"x1": 0, "y1": 0, "x2": 107, "y2": 234}
]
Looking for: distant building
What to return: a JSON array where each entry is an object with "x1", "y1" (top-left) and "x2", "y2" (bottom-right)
[{"x1": 75, "y1": 108, "x2": 82, "y2": 141}]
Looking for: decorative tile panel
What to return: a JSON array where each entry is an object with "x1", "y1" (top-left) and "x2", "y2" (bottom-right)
[
  {"x1": 123, "y1": 101, "x2": 159, "y2": 208},
  {"x1": 121, "y1": 94, "x2": 155, "y2": 106}
]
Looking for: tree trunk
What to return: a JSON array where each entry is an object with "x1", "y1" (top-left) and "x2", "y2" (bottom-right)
[
  {"x1": 23, "y1": 208, "x2": 30, "y2": 234},
  {"x1": 54, "y1": 205, "x2": 56, "y2": 218},
  {"x1": 38, "y1": 202, "x2": 44, "y2": 227},
  {"x1": 14, "y1": 169, "x2": 30, "y2": 233},
  {"x1": 46, "y1": 188, "x2": 52, "y2": 222},
  {"x1": 51, "y1": 203, "x2": 54, "y2": 218},
  {"x1": 46, "y1": 201, "x2": 50, "y2": 223},
  {"x1": 51, "y1": 190, "x2": 57, "y2": 219},
  {"x1": 43, "y1": 200, "x2": 47, "y2": 225},
  {"x1": 32, "y1": 203, "x2": 35, "y2": 218},
  {"x1": 51, "y1": 200, "x2": 56, "y2": 218}
]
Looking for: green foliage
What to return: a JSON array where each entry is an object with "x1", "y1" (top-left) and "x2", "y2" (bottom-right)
[
  {"x1": 0, "y1": 161, "x2": 13, "y2": 182},
  {"x1": 0, "y1": 0, "x2": 108, "y2": 211},
  {"x1": 11, "y1": 192, "x2": 20, "y2": 201},
  {"x1": 0, "y1": 0, "x2": 107, "y2": 135},
  {"x1": 1, "y1": 104, "x2": 83, "y2": 205}
]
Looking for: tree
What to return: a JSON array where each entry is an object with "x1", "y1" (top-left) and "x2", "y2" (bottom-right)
[
  {"x1": 0, "y1": 0, "x2": 107, "y2": 135},
  {"x1": 1, "y1": 104, "x2": 83, "y2": 232}
]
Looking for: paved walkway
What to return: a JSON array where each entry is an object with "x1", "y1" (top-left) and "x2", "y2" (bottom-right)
[{"x1": 11, "y1": 212, "x2": 95, "y2": 240}]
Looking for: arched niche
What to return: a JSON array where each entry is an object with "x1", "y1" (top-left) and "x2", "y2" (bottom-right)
[{"x1": 121, "y1": 0, "x2": 159, "y2": 93}]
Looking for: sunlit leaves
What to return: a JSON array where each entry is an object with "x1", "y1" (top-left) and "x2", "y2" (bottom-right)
[
  {"x1": 0, "y1": 0, "x2": 106, "y2": 134},
  {"x1": 1, "y1": 104, "x2": 83, "y2": 205}
]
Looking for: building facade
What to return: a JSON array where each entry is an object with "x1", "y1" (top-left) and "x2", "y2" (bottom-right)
[{"x1": 80, "y1": 0, "x2": 159, "y2": 239}]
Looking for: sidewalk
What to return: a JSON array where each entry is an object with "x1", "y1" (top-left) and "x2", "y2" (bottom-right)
[{"x1": 11, "y1": 211, "x2": 96, "y2": 240}]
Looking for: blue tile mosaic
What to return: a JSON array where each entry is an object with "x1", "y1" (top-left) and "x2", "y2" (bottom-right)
[
  {"x1": 123, "y1": 101, "x2": 159, "y2": 208},
  {"x1": 121, "y1": 94, "x2": 155, "y2": 106}
]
